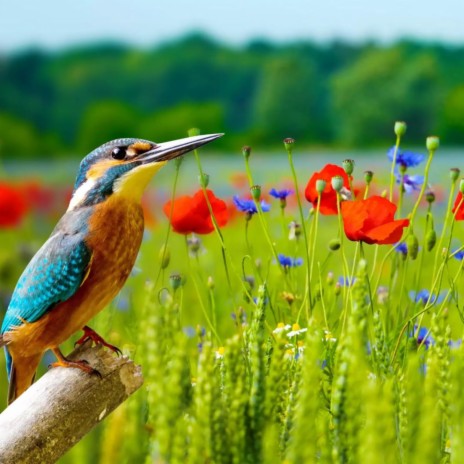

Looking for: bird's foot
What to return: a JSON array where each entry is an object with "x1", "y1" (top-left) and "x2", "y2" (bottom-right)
[
  {"x1": 50, "y1": 358, "x2": 102, "y2": 378},
  {"x1": 50, "y1": 347, "x2": 102, "y2": 378},
  {"x1": 75, "y1": 326, "x2": 122, "y2": 356}
]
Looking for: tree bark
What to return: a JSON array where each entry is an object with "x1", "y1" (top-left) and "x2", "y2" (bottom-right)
[{"x1": 0, "y1": 342, "x2": 143, "y2": 463}]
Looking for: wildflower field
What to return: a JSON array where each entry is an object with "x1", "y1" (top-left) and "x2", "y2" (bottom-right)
[{"x1": 1, "y1": 123, "x2": 464, "y2": 463}]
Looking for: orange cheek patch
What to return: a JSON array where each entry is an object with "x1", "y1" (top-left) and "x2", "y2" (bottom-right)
[
  {"x1": 130, "y1": 141, "x2": 153, "y2": 152},
  {"x1": 86, "y1": 160, "x2": 122, "y2": 180}
]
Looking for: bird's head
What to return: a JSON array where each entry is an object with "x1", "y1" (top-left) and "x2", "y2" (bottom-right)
[{"x1": 68, "y1": 134, "x2": 222, "y2": 210}]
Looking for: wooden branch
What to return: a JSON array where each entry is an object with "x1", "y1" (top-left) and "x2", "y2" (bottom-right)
[{"x1": 0, "y1": 342, "x2": 143, "y2": 464}]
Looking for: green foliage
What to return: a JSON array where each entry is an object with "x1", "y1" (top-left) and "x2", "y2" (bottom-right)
[
  {"x1": 1, "y1": 36, "x2": 464, "y2": 156},
  {"x1": 0, "y1": 113, "x2": 43, "y2": 158}
]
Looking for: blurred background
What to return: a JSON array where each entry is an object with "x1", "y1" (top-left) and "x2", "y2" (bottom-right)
[{"x1": 1, "y1": 0, "x2": 464, "y2": 160}]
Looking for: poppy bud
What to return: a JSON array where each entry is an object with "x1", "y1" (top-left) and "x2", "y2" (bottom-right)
[
  {"x1": 207, "y1": 276, "x2": 215, "y2": 290},
  {"x1": 159, "y1": 245, "x2": 170, "y2": 269},
  {"x1": 283, "y1": 137, "x2": 295, "y2": 153},
  {"x1": 188, "y1": 127, "x2": 200, "y2": 137},
  {"x1": 242, "y1": 145, "x2": 251, "y2": 159},
  {"x1": 394, "y1": 121, "x2": 407, "y2": 137},
  {"x1": 342, "y1": 159, "x2": 355, "y2": 175},
  {"x1": 407, "y1": 234, "x2": 419, "y2": 260},
  {"x1": 334, "y1": 283, "x2": 341, "y2": 297},
  {"x1": 426, "y1": 136, "x2": 440, "y2": 151},
  {"x1": 364, "y1": 170, "x2": 374, "y2": 185},
  {"x1": 198, "y1": 172, "x2": 210, "y2": 188},
  {"x1": 450, "y1": 168, "x2": 460, "y2": 183},
  {"x1": 331, "y1": 176, "x2": 344, "y2": 193},
  {"x1": 460, "y1": 179, "x2": 464, "y2": 194},
  {"x1": 425, "y1": 190, "x2": 435, "y2": 204},
  {"x1": 327, "y1": 271, "x2": 334, "y2": 286},
  {"x1": 315, "y1": 179, "x2": 326, "y2": 194},
  {"x1": 329, "y1": 239, "x2": 341, "y2": 251},
  {"x1": 250, "y1": 185, "x2": 261, "y2": 201},
  {"x1": 426, "y1": 229, "x2": 437, "y2": 252},
  {"x1": 169, "y1": 273, "x2": 182, "y2": 291}
]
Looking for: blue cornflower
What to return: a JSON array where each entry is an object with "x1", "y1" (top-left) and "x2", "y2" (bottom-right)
[
  {"x1": 387, "y1": 147, "x2": 425, "y2": 168},
  {"x1": 398, "y1": 174, "x2": 424, "y2": 194},
  {"x1": 233, "y1": 196, "x2": 270, "y2": 215},
  {"x1": 453, "y1": 248, "x2": 464, "y2": 261},
  {"x1": 269, "y1": 188, "x2": 294, "y2": 200},
  {"x1": 409, "y1": 289, "x2": 444, "y2": 306},
  {"x1": 411, "y1": 326, "x2": 434, "y2": 348},
  {"x1": 278, "y1": 254, "x2": 303, "y2": 268},
  {"x1": 394, "y1": 242, "x2": 408, "y2": 255},
  {"x1": 338, "y1": 276, "x2": 356, "y2": 287}
]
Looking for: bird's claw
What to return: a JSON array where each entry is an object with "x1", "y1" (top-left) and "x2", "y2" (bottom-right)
[
  {"x1": 75, "y1": 326, "x2": 122, "y2": 356},
  {"x1": 50, "y1": 358, "x2": 102, "y2": 378}
]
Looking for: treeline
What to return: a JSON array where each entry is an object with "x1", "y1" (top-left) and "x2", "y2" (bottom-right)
[{"x1": 1, "y1": 33, "x2": 464, "y2": 158}]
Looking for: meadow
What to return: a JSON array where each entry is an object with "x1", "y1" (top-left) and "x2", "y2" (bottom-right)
[{"x1": 1, "y1": 124, "x2": 464, "y2": 463}]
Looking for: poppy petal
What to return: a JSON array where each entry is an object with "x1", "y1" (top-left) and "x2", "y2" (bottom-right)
[
  {"x1": 363, "y1": 219, "x2": 409, "y2": 245},
  {"x1": 453, "y1": 192, "x2": 464, "y2": 220},
  {"x1": 305, "y1": 164, "x2": 351, "y2": 215},
  {"x1": 341, "y1": 200, "x2": 369, "y2": 241}
]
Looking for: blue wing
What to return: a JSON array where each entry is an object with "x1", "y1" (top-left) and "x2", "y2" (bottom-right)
[{"x1": 2, "y1": 217, "x2": 92, "y2": 334}]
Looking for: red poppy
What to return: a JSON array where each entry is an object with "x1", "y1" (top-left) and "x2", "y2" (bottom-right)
[
  {"x1": 305, "y1": 164, "x2": 351, "y2": 215},
  {"x1": 341, "y1": 196, "x2": 409, "y2": 245},
  {"x1": 452, "y1": 192, "x2": 464, "y2": 220},
  {"x1": 163, "y1": 189, "x2": 228, "y2": 234},
  {"x1": 0, "y1": 182, "x2": 28, "y2": 228}
]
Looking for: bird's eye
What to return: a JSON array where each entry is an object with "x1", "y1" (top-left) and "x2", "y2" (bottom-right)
[{"x1": 111, "y1": 147, "x2": 126, "y2": 160}]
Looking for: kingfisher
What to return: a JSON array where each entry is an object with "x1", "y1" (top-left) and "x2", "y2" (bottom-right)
[{"x1": 0, "y1": 133, "x2": 222, "y2": 404}]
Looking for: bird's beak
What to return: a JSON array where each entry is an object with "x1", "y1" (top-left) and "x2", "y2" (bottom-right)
[{"x1": 139, "y1": 133, "x2": 224, "y2": 164}]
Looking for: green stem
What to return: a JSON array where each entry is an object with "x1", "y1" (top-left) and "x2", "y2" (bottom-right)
[
  {"x1": 389, "y1": 135, "x2": 401, "y2": 202},
  {"x1": 154, "y1": 162, "x2": 182, "y2": 287},
  {"x1": 284, "y1": 146, "x2": 312, "y2": 322}
]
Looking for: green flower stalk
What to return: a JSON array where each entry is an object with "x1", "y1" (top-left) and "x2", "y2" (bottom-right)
[
  {"x1": 283, "y1": 138, "x2": 313, "y2": 320},
  {"x1": 389, "y1": 121, "x2": 406, "y2": 202}
]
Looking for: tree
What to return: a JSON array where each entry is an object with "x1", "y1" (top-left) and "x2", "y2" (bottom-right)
[
  {"x1": 331, "y1": 48, "x2": 442, "y2": 145},
  {"x1": 252, "y1": 56, "x2": 326, "y2": 143},
  {"x1": 77, "y1": 101, "x2": 141, "y2": 151}
]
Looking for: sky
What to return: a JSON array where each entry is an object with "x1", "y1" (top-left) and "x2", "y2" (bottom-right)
[{"x1": 1, "y1": 0, "x2": 463, "y2": 52}]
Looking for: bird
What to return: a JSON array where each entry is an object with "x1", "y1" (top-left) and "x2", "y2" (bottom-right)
[{"x1": 0, "y1": 133, "x2": 222, "y2": 404}]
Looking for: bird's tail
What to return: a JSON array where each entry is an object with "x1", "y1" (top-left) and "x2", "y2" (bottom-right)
[{"x1": 6, "y1": 353, "x2": 41, "y2": 405}]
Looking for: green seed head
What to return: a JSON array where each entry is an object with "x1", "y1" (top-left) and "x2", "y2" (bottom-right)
[
  {"x1": 241, "y1": 145, "x2": 251, "y2": 159},
  {"x1": 364, "y1": 170, "x2": 374, "y2": 184},
  {"x1": 425, "y1": 190, "x2": 435, "y2": 204},
  {"x1": 207, "y1": 276, "x2": 215, "y2": 290},
  {"x1": 283, "y1": 137, "x2": 295, "y2": 153},
  {"x1": 460, "y1": 179, "x2": 464, "y2": 194},
  {"x1": 250, "y1": 185, "x2": 261, "y2": 201},
  {"x1": 169, "y1": 273, "x2": 182, "y2": 291},
  {"x1": 331, "y1": 176, "x2": 344, "y2": 192},
  {"x1": 394, "y1": 121, "x2": 407, "y2": 137},
  {"x1": 450, "y1": 168, "x2": 460, "y2": 183},
  {"x1": 426, "y1": 135, "x2": 440, "y2": 151},
  {"x1": 315, "y1": 179, "x2": 327, "y2": 194},
  {"x1": 342, "y1": 159, "x2": 355, "y2": 175}
]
